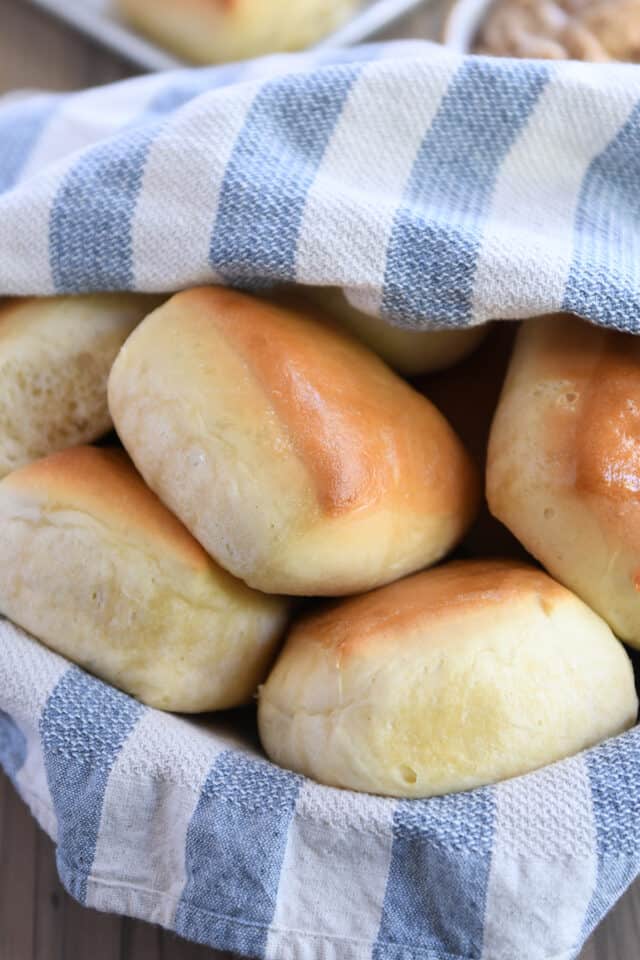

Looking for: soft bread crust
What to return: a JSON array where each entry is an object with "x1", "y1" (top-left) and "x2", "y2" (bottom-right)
[
  {"x1": 116, "y1": 0, "x2": 360, "y2": 64},
  {"x1": 487, "y1": 314, "x2": 640, "y2": 647},
  {"x1": 0, "y1": 294, "x2": 160, "y2": 478},
  {"x1": 304, "y1": 287, "x2": 488, "y2": 376},
  {"x1": 258, "y1": 559, "x2": 637, "y2": 797},
  {"x1": 108, "y1": 286, "x2": 479, "y2": 596},
  {"x1": 0, "y1": 446, "x2": 288, "y2": 711}
]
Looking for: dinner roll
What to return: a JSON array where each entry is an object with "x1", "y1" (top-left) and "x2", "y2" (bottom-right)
[
  {"x1": 108, "y1": 286, "x2": 479, "y2": 596},
  {"x1": 0, "y1": 446, "x2": 288, "y2": 712},
  {"x1": 0, "y1": 293, "x2": 160, "y2": 479},
  {"x1": 116, "y1": 0, "x2": 360, "y2": 65},
  {"x1": 488, "y1": 314, "x2": 640, "y2": 649},
  {"x1": 259, "y1": 559, "x2": 637, "y2": 798},
  {"x1": 303, "y1": 287, "x2": 488, "y2": 376}
]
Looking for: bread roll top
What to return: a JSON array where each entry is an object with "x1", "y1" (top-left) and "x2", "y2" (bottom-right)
[
  {"x1": 0, "y1": 292, "x2": 160, "y2": 478},
  {"x1": 2, "y1": 445, "x2": 211, "y2": 571},
  {"x1": 259, "y1": 558, "x2": 637, "y2": 797},
  {"x1": 173, "y1": 286, "x2": 472, "y2": 519},
  {"x1": 283, "y1": 559, "x2": 566, "y2": 655},
  {"x1": 109, "y1": 286, "x2": 479, "y2": 595},
  {"x1": 116, "y1": 0, "x2": 359, "y2": 64},
  {"x1": 487, "y1": 314, "x2": 640, "y2": 645},
  {"x1": 518, "y1": 316, "x2": 640, "y2": 502},
  {"x1": 0, "y1": 446, "x2": 288, "y2": 712}
]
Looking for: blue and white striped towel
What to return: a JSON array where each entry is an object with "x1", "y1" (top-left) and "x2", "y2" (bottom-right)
[{"x1": 1, "y1": 40, "x2": 640, "y2": 960}]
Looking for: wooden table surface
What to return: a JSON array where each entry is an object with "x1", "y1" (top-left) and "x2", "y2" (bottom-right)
[{"x1": 0, "y1": 0, "x2": 638, "y2": 957}]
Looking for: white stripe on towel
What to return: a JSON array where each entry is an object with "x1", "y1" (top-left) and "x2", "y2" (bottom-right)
[
  {"x1": 294, "y1": 50, "x2": 461, "y2": 315},
  {"x1": 266, "y1": 781, "x2": 397, "y2": 960},
  {"x1": 481, "y1": 754, "x2": 597, "y2": 960},
  {"x1": 471, "y1": 63, "x2": 639, "y2": 322},
  {"x1": 85, "y1": 708, "x2": 228, "y2": 925}
]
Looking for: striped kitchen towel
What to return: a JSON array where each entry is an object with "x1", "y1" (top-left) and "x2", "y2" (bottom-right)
[
  {"x1": 1, "y1": 41, "x2": 640, "y2": 330},
  {"x1": 1, "y1": 39, "x2": 640, "y2": 960},
  {"x1": 3, "y1": 618, "x2": 640, "y2": 960}
]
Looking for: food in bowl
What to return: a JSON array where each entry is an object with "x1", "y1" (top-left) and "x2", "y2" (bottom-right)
[{"x1": 474, "y1": 0, "x2": 640, "y2": 61}]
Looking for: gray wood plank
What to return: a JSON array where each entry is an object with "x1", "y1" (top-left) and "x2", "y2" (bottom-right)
[
  {"x1": 586, "y1": 881, "x2": 640, "y2": 960},
  {"x1": 60, "y1": 892, "x2": 122, "y2": 960},
  {"x1": 161, "y1": 930, "x2": 232, "y2": 960},
  {"x1": 0, "y1": 775, "x2": 37, "y2": 959},
  {"x1": 33, "y1": 821, "x2": 65, "y2": 960},
  {"x1": 121, "y1": 915, "x2": 163, "y2": 959}
]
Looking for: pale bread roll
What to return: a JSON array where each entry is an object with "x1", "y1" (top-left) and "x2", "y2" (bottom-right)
[
  {"x1": 108, "y1": 286, "x2": 479, "y2": 596},
  {"x1": 0, "y1": 446, "x2": 288, "y2": 712},
  {"x1": 259, "y1": 559, "x2": 637, "y2": 798},
  {"x1": 0, "y1": 293, "x2": 160, "y2": 478},
  {"x1": 116, "y1": 0, "x2": 360, "y2": 64},
  {"x1": 488, "y1": 314, "x2": 640, "y2": 648},
  {"x1": 303, "y1": 287, "x2": 488, "y2": 376}
]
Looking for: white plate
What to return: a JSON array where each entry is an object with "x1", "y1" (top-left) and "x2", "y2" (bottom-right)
[
  {"x1": 30, "y1": 0, "x2": 430, "y2": 73},
  {"x1": 441, "y1": 0, "x2": 492, "y2": 51}
]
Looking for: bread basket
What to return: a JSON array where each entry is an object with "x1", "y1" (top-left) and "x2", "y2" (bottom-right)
[{"x1": 2, "y1": 39, "x2": 640, "y2": 960}]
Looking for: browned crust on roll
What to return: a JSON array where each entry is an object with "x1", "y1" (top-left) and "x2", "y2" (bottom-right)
[
  {"x1": 286, "y1": 558, "x2": 567, "y2": 659},
  {"x1": 177, "y1": 286, "x2": 478, "y2": 522},
  {"x1": 2, "y1": 446, "x2": 212, "y2": 571}
]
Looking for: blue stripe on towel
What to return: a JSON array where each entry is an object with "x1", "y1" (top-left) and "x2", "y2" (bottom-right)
[
  {"x1": 0, "y1": 709, "x2": 27, "y2": 781},
  {"x1": 581, "y1": 728, "x2": 640, "y2": 942},
  {"x1": 209, "y1": 64, "x2": 360, "y2": 286},
  {"x1": 175, "y1": 751, "x2": 301, "y2": 957},
  {"x1": 381, "y1": 59, "x2": 549, "y2": 327},
  {"x1": 48, "y1": 67, "x2": 245, "y2": 293},
  {"x1": 0, "y1": 96, "x2": 61, "y2": 194},
  {"x1": 374, "y1": 787, "x2": 495, "y2": 959},
  {"x1": 564, "y1": 100, "x2": 640, "y2": 332},
  {"x1": 40, "y1": 668, "x2": 143, "y2": 903}
]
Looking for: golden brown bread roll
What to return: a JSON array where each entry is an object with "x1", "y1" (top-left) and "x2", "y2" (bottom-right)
[
  {"x1": 302, "y1": 287, "x2": 488, "y2": 376},
  {"x1": 0, "y1": 446, "x2": 288, "y2": 711},
  {"x1": 0, "y1": 293, "x2": 160, "y2": 479},
  {"x1": 116, "y1": 0, "x2": 360, "y2": 65},
  {"x1": 108, "y1": 286, "x2": 479, "y2": 596},
  {"x1": 259, "y1": 559, "x2": 637, "y2": 798},
  {"x1": 488, "y1": 314, "x2": 640, "y2": 648}
]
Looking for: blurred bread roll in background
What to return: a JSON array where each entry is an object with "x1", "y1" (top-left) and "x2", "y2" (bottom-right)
[
  {"x1": 259, "y1": 559, "x2": 637, "y2": 798},
  {"x1": 0, "y1": 293, "x2": 160, "y2": 479},
  {"x1": 302, "y1": 287, "x2": 488, "y2": 376},
  {"x1": 488, "y1": 314, "x2": 640, "y2": 649},
  {"x1": 0, "y1": 446, "x2": 288, "y2": 711},
  {"x1": 421, "y1": 322, "x2": 526, "y2": 558},
  {"x1": 116, "y1": 0, "x2": 361, "y2": 64},
  {"x1": 109, "y1": 286, "x2": 479, "y2": 596}
]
